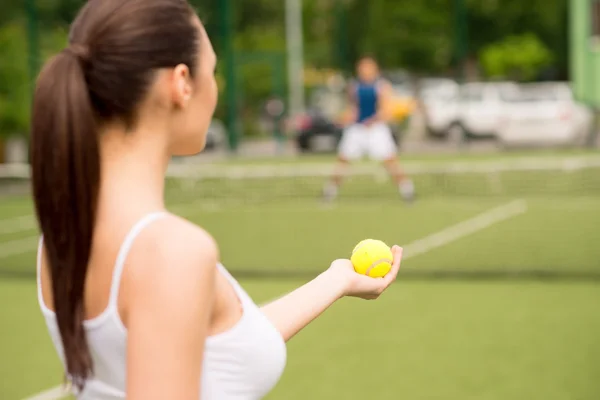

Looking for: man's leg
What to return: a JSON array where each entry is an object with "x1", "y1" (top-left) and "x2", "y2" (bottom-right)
[
  {"x1": 369, "y1": 123, "x2": 415, "y2": 201},
  {"x1": 322, "y1": 125, "x2": 362, "y2": 201},
  {"x1": 322, "y1": 157, "x2": 350, "y2": 201},
  {"x1": 383, "y1": 157, "x2": 415, "y2": 202}
]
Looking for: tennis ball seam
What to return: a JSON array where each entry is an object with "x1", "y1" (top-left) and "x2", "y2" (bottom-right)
[
  {"x1": 365, "y1": 258, "x2": 393, "y2": 277},
  {"x1": 351, "y1": 241, "x2": 370, "y2": 255}
]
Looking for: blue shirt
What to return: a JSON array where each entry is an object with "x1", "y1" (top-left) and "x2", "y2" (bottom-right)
[{"x1": 354, "y1": 80, "x2": 379, "y2": 123}]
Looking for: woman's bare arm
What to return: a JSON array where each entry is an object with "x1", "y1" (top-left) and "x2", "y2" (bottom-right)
[
  {"x1": 125, "y1": 219, "x2": 218, "y2": 400},
  {"x1": 260, "y1": 269, "x2": 346, "y2": 342},
  {"x1": 261, "y1": 246, "x2": 403, "y2": 342}
]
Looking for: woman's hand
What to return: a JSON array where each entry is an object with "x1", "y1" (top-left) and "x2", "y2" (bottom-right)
[
  {"x1": 260, "y1": 246, "x2": 403, "y2": 341},
  {"x1": 327, "y1": 245, "x2": 403, "y2": 300}
]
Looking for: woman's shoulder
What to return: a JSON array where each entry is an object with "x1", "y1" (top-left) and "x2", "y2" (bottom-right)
[
  {"x1": 126, "y1": 213, "x2": 219, "y2": 280},
  {"x1": 121, "y1": 214, "x2": 219, "y2": 344},
  {"x1": 160, "y1": 214, "x2": 217, "y2": 248}
]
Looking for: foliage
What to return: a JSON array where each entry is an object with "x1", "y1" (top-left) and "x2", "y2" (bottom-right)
[
  {"x1": 465, "y1": 0, "x2": 567, "y2": 78},
  {"x1": 0, "y1": 17, "x2": 67, "y2": 138},
  {"x1": 480, "y1": 33, "x2": 553, "y2": 81},
  {"x1": 0, "y1": 22, "x2": 31, "y2": 138},
  {"x1": 0, "y1": 0, "x2": 569, "y2": 138},
  {"x1": 346, "y1": 0, "x2": 453, "y2": 73}
]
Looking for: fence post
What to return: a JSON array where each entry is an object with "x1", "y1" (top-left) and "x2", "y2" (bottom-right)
[
  {"x1": 25, "y1": 0, "x2": 40, "y2": 90},
  {"x1": 453, "y1": 0, "x2": 468, "y2": 82},
  {"x1": 219, "y1": 0, "x2": 239, "y2": 152}
]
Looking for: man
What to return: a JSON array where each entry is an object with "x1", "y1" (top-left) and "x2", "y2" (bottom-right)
[{"x1": 322, "y1": 56, "x2": 415, "y2": 202}]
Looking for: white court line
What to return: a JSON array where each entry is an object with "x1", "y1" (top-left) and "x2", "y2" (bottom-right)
[
  {"x1": 0, "y1": 203, "x2": 202, "y2": 259},
  {"x1": 0, "y1": 215, "x2": 36, "y2": 235},
  {"x1": 0, "y1": 217, "x2": 38, "y2": 235},
  {"x1": 401, "y1": 199, "x2": 528, "y2": 260},
  {"x1": 21, "y1": 199, "x2": 528, "y2": 400},
  {"x1": 22, "y1": 385, "x2": 70, "y2": 400},
  {"x1": 0, "y1": 199, "x2": 528, "y2": 261},
  {"x1": 0, "y1": 236, "x2": 39, "y2": 259}
]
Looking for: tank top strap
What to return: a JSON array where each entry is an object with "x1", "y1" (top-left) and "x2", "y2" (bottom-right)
[
  {"x1": 107, "y1": 212, "x2": 169, "y2": 308},
  {"x1": 216, "y1": 263, "x2": 252, "y2": 304}
]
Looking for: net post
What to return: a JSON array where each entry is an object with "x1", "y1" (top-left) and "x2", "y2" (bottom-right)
[{"x1": 219, "y1": 0, "x2": 239, "y2": 153}]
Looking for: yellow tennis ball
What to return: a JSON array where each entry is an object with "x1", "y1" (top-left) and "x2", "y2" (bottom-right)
[{"x1": 351, "y1": 239, "x2": 393, "y2": 278}]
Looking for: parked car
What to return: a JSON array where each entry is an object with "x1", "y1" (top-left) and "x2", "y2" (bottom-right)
[
  {"x1": 205, "y1": 119, "x2": 227, "y2": 151},
  {"x1": 294, "y1": 109, "x2": 343, "y2": 153},
  {"x1": 420, "y1": 78, "x2": 460, "y2": 139},
  {"x1": 422, "y1": 81, "x2": 520, "y2": 142},
  {"x1": 497, "y1": 83, "x2": 593, "y2": 147},
  {"x1": 534, "y1": 82, "x2": 593, "y2": 144},
  {"x1": 454, "y1": 81, "x2": 519, "y2": 141}
]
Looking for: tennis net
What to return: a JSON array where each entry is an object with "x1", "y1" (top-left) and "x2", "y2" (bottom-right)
[
  {"x1": 163, "y1": 155, "x2": 600, "y2": 205},
  {"x1": 2, "y1": 155, "x2": 600, "y2": 204},
  {"x1": 1, "y1": 155, "x2": 599, "y2": 280}
]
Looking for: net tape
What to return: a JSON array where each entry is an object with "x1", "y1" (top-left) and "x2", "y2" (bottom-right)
[
  {"x1": 2, "y1": 156, "x2": 600, "y2": 180},
  {"x1": 167, "y1": 156, "x2": 600, "y2": 179}
]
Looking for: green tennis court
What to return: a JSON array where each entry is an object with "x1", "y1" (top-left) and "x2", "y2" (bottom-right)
[
  {"x1": 1, "y1": 280, "x2": 599, "y2": 400},
  {"x1": 1, "y1": 152, "x2": 599, "y2": 399}
]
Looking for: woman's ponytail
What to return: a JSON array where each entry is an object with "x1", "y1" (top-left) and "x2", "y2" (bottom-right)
[
  {"x1": 29, "y1": 0, "x2": 201, "y2": 390},
  {"x1": 30, "y1": 45, "x2": 100, "y2": 390}
]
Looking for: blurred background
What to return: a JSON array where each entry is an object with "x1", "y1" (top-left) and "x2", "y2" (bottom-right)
[{"x1": 1, "y1": 1, "x2": 599, "y2": 399}]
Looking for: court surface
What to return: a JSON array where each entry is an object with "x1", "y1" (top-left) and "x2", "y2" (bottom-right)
[{"x1": 1, "y1": 151, "x2": 599, "y2": 400}]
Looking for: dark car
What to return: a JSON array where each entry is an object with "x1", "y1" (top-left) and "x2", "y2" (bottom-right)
[
  {"x1": 204, "y1": 119, "x2": 227, "y2": 151},
  {"x1": 294, "y1": 109, "x2": 343, "y2": 153}
]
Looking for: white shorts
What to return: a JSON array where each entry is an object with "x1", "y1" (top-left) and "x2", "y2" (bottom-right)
[{"x1": 338, "y1": 122, "x2": 397, "y2": 161}]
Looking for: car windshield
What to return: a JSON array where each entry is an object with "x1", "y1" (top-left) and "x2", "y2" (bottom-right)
[
  {"x1": 392, "y1": 84, "x2": 415, "y2": 97},
  {"x1": 500, "y1": 88, "x2": 560, "y2": 103},
  {"x1": 460, "y1": 86, "x2": 484, "y2": 102},
  {"x1": 422, "y1": 88, "x2": 457, "y2": 102},
  {"x1": 419, "y1": 80, "x2": 457, "y2": 100}
]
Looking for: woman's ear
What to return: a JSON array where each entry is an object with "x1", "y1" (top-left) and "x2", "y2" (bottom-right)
[{"x1": 172, "y1": 64, "x2": 192, "y2": 107}]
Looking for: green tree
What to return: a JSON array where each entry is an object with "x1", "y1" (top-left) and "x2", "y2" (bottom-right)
[
  {"x1": 0, "y1": 17, "x2": 67, "y2": 138},
  {"x1": 0, "y1": 0, "x2": 571, "y2": 142},
  {"x1": 343, "y1": 0, "x2": 453, "y2": 74},
  {"x1": 466, "y1": 0, "x2": 567, "y2": 78},
  {"x1": 480, "y1": 33, "x2": 553, "y2": 81},
  {"x1": 0, "y1": 22, "x2": 30, "y2": 138}
]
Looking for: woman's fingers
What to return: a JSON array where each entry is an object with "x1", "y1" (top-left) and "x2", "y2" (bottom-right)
[
  {"x1": 345, "y1": 245, "x2": 403, "y2": 300},
  {"x1": 383, "y1": 246, "x2": 403, "y2": 286}
]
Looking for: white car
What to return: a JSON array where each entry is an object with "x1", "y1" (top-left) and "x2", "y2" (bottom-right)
[
  {"x1": 538, "y1": 82, "x2": 593, "y2": 144},
  {"x1": 454, "y1": 82, "x2": 519, "y2": 140},
  {"x1": 420, "y1": 78, "x2": 460, "y2": 139},
  {"x1": 497, "y1": 83, "x2": 593, "y2": 147},
  {"x1": 422, "y1": 80, "x2": 519, "y2": 142}
]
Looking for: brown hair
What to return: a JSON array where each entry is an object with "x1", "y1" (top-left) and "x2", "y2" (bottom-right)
[
  {"x1": 30, "y1": 0, "x2": 199, "y2": 390},
  {"x1": 357, "y1": 54, "x2": 378, "y2": 66}
]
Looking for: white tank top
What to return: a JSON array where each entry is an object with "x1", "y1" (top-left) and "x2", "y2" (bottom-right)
[{"x1": 37, "y1": 212, "x2": 287, "y2": 400}]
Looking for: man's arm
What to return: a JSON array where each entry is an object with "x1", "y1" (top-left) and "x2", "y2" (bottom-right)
[{"x1": 338, "y1": 81, "x2": 358, "y2": 126}]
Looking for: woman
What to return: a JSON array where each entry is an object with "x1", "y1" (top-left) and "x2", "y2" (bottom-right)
[{"x1": 31, "y1": 1, "x2": 403, "y2": 399}]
